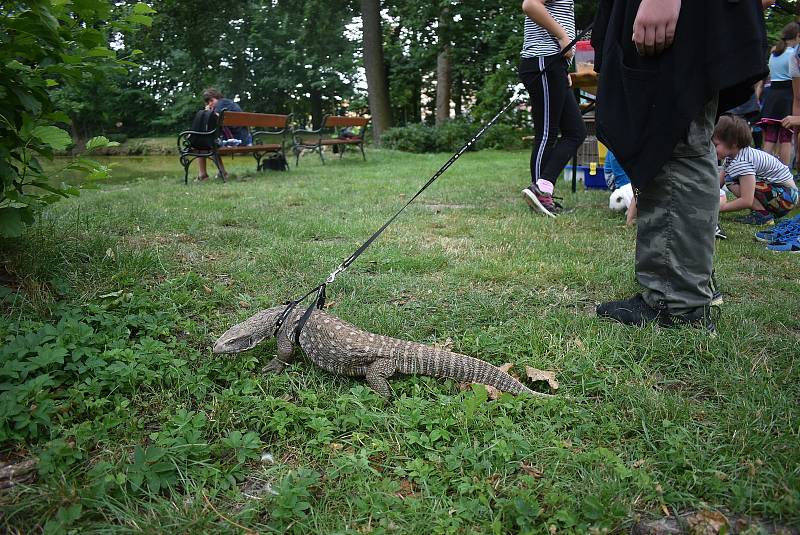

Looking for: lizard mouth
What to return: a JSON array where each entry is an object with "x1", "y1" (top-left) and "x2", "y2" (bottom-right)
[{"x1": 213, "y1": 336, "x2": 253, "y2": 354}]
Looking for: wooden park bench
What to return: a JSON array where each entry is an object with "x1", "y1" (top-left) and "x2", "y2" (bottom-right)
[
  {"x1": 178, "y1": 110, "x2": 291, "y2": 184},
  {"x1": 291, "y1": 114, "x2": 369, "y2": 166}
]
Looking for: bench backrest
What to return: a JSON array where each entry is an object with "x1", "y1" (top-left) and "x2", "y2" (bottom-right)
[
  {"x1": 222, "y1": 111, "x2": 290, "y2": 129},
  {"x1": 323, "y1": 115, "x2": 370, "y2": 129}
]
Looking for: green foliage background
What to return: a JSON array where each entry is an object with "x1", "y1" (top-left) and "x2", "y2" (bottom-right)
[{"x1": 0, "y1": 1, "x2": 153, "y2": 237}]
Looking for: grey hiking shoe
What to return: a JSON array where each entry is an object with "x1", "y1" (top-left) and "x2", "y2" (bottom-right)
[
  {"x1": 597, "y1": 294, "x2": 717, "y2": 334},
  {"x1": 596, "y1": 294, "x2": 664, "y2": 326},
  {"x1": 663, "y1": 306, "x2": 718, "y2": 335}
]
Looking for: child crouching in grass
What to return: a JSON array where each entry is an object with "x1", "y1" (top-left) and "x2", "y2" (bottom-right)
[{"x1": 714, "y1": 115, "x2": 799, "y2": 226}]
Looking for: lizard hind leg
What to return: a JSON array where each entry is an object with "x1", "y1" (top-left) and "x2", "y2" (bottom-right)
[{"x1": 365, "y1": 359, "x2": 398, "y2": 398}]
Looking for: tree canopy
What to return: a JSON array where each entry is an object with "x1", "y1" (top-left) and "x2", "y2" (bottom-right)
[{"x1": 43, "y1": 0, "x2": 600, "y2": 142}]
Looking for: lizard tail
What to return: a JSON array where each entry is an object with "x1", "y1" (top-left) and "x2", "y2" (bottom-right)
[{"x1": 397, "y1": 348, "x2": 549, "y2": 398}]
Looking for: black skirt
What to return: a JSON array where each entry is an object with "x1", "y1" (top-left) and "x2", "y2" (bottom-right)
[{"x1": 760, "y1": 80, "x2": 793, "y2": 120}]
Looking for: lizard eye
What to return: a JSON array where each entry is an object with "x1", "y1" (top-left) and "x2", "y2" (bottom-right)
[{"x1": 229, "y1": 335, "x2": 252, "y2": 348}]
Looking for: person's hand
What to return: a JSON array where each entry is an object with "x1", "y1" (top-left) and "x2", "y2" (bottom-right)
[
  {"x1": 558, "y1": 35, "x2": 575, "y2": 61},
  {"x1": 781, "y1": 115, "x2": 800, "y2": 129},
  {"x1": 632, "y1": 0, "x2": 681, "y2": 56}
]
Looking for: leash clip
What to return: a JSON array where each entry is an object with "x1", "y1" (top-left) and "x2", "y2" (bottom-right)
[{"x1": 326, "y1": 264, "x2": 345, "y2": 284}]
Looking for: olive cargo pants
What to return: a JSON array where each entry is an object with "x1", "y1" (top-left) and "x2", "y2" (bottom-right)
[{"x1": 636, "y1": 97, "x2": 719, "y2": 314}]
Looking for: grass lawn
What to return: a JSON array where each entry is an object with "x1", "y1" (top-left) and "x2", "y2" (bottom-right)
[{"x1": 1, "y1": 148, "x2": 798, "y2": 533}]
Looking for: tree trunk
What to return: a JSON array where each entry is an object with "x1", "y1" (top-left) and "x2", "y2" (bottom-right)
[
  {"x1": 360, "y1": 0, "x2": 393, "y2": 144},
  {"x1": 453, "y1": 73, "x2": 463, "y2": 118},
  {"x1": 310, "y1": 87, "x2": 324, "y2": 129},
  {"x1": 412, "y1": 78, "x2": 422, "y2": 123},
  {"x1": 435, "y1": 47, "x2": 451, "y2": 126}
]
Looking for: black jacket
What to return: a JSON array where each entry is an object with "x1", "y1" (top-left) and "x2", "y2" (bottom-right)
[{"x1": 591, "y1": 0, "x2": 768, "y2": 189}]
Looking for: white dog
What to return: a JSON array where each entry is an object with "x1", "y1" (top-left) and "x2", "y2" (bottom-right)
[{"x1": 609, "y1": 183, "x2": 634, "y2": 212}]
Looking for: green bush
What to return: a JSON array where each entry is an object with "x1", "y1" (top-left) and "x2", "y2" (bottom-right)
[
  {"x1": 479, "y1": 123, "x2": 527, "y2": 150},
  {"x1": 0, "y1": 1, "x2": 152, "y2": 238},
  {"x1": 382, "y1": 120, "x2": 526, "y2": 153},
  {"x1": 106, "y1": 133, "x2": 129, "y2": 144},
  {"x1": 381, "y1": 123, "x2": 440, "y2": 153},
  {"x1": 435, "y1": 120, "x2": 477, "y2": 152}
]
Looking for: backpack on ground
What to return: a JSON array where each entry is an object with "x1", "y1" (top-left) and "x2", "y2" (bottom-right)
[
  {"x1": 188, "y1": 109, "x2": 219, "y2": 149},
  {"x1": 261, "y1": 154, "x2": 288, "y2": 171}
]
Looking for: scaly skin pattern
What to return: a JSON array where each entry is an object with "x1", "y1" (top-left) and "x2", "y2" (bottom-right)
[{"x1": 213, "y1": 305, "x2": 548, "y2": 398}]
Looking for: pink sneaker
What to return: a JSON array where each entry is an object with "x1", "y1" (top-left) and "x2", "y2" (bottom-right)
[{"x1": 522, "y1": 185, "x2": 560, "y2": 217}]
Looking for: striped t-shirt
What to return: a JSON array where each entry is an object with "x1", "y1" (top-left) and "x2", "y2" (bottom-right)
[
  {"x1": 521, "y1": 0, "x2": 576, "y2": 58},
  {"x1": 723, "y1": 147, "x2": 795, "y2": 186}
]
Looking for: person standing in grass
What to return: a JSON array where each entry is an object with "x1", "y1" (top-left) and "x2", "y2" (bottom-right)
[
  {"x1": 519, "y1": 0, "x2": 587, "y2": 218},
  {"x1": 591, "y1": 0, "x2": 768, "y2": 332},
  {"x1": 714, "y1": 115, "x2": 798, "y2": 225},
  {"x1": 758, "y1": 22, "x2": 800, "y2": 165}
]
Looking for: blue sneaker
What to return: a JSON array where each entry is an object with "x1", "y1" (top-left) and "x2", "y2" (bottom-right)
[
  {"x1": 755, "y1": 218, "x2": 800, "y2": 242},
  {"x1": 736, "y1": 211, "x2": 775, "y2": 226},
  {"x1": 767, "y1": 237, "x2": 800, "y2": 253}
]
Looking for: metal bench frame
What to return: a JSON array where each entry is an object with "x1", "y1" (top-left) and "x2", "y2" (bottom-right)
[
  {"x1": 178, "y1": 110, "x2": 292, "y2": 184},
  {"x1": 291, "y1": 114, "x2": 370, "y2": 166}
]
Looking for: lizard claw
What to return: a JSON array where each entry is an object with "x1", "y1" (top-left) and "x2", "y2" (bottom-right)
[{"x1": 262, "y1": 358, "x2": 287, "y2": 375}]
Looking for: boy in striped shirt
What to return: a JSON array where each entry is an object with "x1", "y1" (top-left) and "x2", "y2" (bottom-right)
[{"x1": 714, "y1": 115, "x2": 799, "y2": 226}]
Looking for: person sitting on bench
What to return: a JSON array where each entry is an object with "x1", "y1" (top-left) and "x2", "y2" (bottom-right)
[{"x1": 197, "y1": 88, "x2": 252, "y2": 180}]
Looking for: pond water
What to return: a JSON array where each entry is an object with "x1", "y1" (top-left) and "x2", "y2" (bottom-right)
[{"x1": 45, "y1": 155, "x2": 265, "y2": 186}]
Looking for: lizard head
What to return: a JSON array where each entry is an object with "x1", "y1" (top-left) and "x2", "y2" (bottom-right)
[{"x1": 213, "y1": 306, "x2": 286, "y2": 354}]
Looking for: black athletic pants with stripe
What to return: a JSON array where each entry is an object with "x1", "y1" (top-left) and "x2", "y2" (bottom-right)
[{"x1": 519, "y1": 55, "x2": 587, "y2": 187}]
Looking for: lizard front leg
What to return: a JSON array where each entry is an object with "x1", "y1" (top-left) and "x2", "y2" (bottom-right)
[{"x1": 262, "y1": 324, "x2": 297, "y2": 374}]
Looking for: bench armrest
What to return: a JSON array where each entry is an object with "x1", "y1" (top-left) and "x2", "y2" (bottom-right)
[
  {"x1": 292, "y1": 127, "x2": 322, "y2": 135},
  {"x1": 252, "y1": 129, "x2": 288, "y2": 139},
  {"x1": 177, "y1": 129, "x2": 217, "y2": 152},
  {"x1": 292, "y1": 126, "x2": 323, "y2": 147}
]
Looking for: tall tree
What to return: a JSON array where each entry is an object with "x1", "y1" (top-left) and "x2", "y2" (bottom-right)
[
  {"x1": 435, "y1": 6, "x2": 452, "y2": 126},
  {"x1": 360, "y1": 0, "x2": 393, "y2": 143},
  {"x1": 435, "y1": 47, "x2": 451, "y2": 125}
]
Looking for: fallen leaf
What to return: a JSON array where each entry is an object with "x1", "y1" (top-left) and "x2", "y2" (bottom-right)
[
  {"x1": 686, "y1": 510, "x2": 728, "y2": 535},
  {"x1": 391, "y1": 291, "x2": 415, "y2": 307},
  {"x1": 105, "y1": 248, "x2": 115, "y2": 259},
  {"x1": 632, "y1": 459, "x2": 645, "y2": 469},
  {"x1": 519, "y1": 462, "x2": 544, "y2": 478},
  {"x1": 323, "y1": 300, "x2": 337, "y2": 309},
  {"x1": 239, "y1": 301, "x2": 251, "y2": 308},
  {"x1": 661, "y1": 505, "x2": 670, "y2": 517},
  {"x1": 99, "y1": 290, "x2": 124, "y2": 299},
  {"x1": 549, "y1": 525, "x2": 557, "y2": 535},
  {"x1": 395, "y1": 479, "x2": 416, "y2": 498},
  {"x1": 329, "y1": 443, "x2": 343, "y2": 451},
  {"x1": 525, "y1": 367, "x2": 559, "y2": 390},
  {"x1": 202, "y1": 285, "x2": 212, "y2": 294}
]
